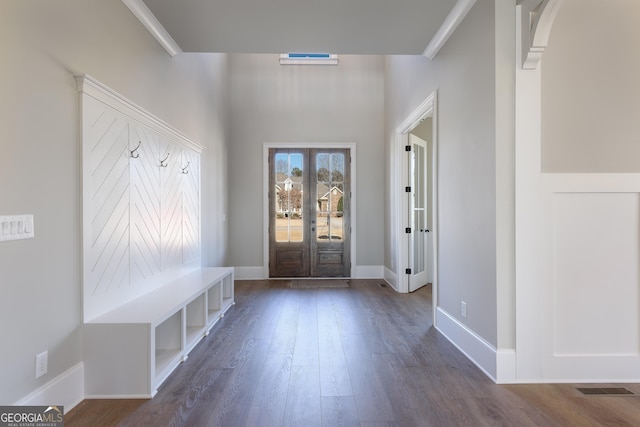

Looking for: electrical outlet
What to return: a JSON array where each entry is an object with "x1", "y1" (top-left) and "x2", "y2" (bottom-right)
[
  {"x1": 461, "y1": 301, "x2": 467, "y2": 318},
  {"x1": 35, "y1": 351, "x2": 48, "y2": 378}
]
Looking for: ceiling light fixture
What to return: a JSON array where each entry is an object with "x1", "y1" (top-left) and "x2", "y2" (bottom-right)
[{"x1": 279, "y1": 53, "x2": 339, "y2": 65}]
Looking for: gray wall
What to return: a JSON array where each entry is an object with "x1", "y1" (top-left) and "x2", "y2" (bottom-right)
[
  {"x1": 384, "y1": 0, "x2": 502, "y2": 346},
  {"x1": 0, "y1": 0, "x2": 229, "y2": 403},
  {"x1": 227, "y1": 54, "x2": 385, "y2": 269},
  {"x1": 542, "y1": 0, "x2": 640, "y2": 172}
]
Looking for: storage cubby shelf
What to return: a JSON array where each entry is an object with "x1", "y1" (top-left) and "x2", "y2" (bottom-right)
[{"x1": 84, "y1": 267, "x2": 234, "y2": 398}]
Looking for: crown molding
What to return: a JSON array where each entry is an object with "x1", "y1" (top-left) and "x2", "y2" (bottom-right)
[
  {"x1": 122, "y1": 0, "x2": 182, "y2": 57},
  {"x1": 423, "y1": 0, "x2": 477, "y2": 60},
  {"x1": 518, "y1": 0, "x2": 564, "y2": 70},
  {"x1": 75, "y1": 74, "x2": 203, "y2": 152}
]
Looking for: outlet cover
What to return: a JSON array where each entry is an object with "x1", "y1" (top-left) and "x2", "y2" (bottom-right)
[
  {"x1": 461, "y1": 301, "x2": 467, "y2": 318},
  {"x1": 35, "y1": 351, "x2": 48, "y2": 378}
]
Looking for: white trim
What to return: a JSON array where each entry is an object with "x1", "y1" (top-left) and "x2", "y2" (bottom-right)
[
  {"x1": 383, "y1": 267, "x2": 399, "y2": 291},
  {"x1": 234, "y1": 266, "x2": 266, "y2": 280},
  {"x1": 14, "y1": 362, "x2": 84, "y2": 411},
  {"x1": 423, "y1": 0, "x2": 477, "y2": 59},
  {"x1": 353, "y1": 265, "x2": 384, "y2": 279},
  {"x1": 233, "y1": 265, "x2": 383, "y2": 281},
  {"x1": 518, "y1": 0, "x2": 565, "y2": 69},
  {"x1": 121, "y1": 0, "x2": 182, "y2": 57},
  {"x1": 74, "y1": 74, "x2": 202, "y2": 153},
  {"x1": 262, "y1": 142, "x2": 357, "y2": 279},
  {"x1": 496, "y1": 350, "x2": 517, "y2": 383},
  {"x1": 435, "y1": 307, "x2": 497, "y2": 381}
]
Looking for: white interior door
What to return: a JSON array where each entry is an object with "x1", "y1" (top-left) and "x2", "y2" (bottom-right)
[{"x1": 409, "y1": 134, "x2": 429, "y2": 292}]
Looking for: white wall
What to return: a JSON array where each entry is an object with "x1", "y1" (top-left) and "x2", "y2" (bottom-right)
[
  {"x1": 542, "y1": 0, "x2": 640, "y2": 172},
  {"x1": 384, "y1": 0, "x2": 504, "y2": 358},
  {"x1": 0, "y1": 0, "x2": 228, "y2": 404},
  {"x1": 227, "y1": 54, "x2": 385, "y2": 271}
]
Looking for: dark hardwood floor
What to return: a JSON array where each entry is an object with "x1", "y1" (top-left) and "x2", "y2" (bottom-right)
[{"x1": 66, "y1": 279, "x2": 640, "y2": 426}]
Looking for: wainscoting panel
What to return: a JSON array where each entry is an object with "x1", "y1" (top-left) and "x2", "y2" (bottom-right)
[
  {"x1": 160, "y1": 140, "x2": 183, "y2": 271},
  {"x1": 552, "y1": 192, "x2": 640, "y2": 356},
  {"x1": 182, "y1": 149, "x2": 201, "y2": 265},
  {"x1": 537, "y1": 176, "x2": 640, "y2": 381},
  {"x1": 78, "y1": 75, "x2": 203, "y2": 321},
  {"x1": 83, "y1": 96, "x2": 131, "y2": 315},
  {"x1": 130, "y1": 123, "x2": 162, "y2": 287}
]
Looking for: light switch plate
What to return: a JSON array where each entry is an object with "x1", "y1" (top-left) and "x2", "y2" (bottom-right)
[{"x1": 0, "y1": 215, "x2": 34, "y2": 241}]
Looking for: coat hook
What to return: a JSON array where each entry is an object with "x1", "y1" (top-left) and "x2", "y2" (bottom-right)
[
  {"x1": 130, "y1": 140, "x2": 142, "y2": 158},
  {"x1": 160, "y1": 152, "x2": 170, "y2": 168},
  {"x1": 181, "y1": 161, "x2": 190, "y2": 174}
]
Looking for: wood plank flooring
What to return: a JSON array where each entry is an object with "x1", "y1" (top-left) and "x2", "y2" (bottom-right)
[{"x1": 66, "y1": 279, "x2": 640, "y2": 426}]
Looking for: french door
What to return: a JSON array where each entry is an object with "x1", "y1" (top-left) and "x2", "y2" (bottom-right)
[
  {"x1": 269, "y1": 148, "x2": 351, "y2": 277},
  {"x1": 408, "y1": 134, "x2": 430, "y2": 292}
]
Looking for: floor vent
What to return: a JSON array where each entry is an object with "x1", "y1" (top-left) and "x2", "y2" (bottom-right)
[
  {"x1": 577, "y1": 387, "x2": 634, "y2": 396},
  {"x1": 379, "y1": 283, "x2": 387, "y2": 288}
]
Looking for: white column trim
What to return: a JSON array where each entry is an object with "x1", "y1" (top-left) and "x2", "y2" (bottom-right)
[{"x1": 518, "y1": 0, "x2": 564, "y2": 69}]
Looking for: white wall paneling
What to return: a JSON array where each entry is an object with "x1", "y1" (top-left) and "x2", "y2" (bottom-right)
[
  {"x1": 538, "y1": 176, "x2": 640, "y2": 381},
  {"x1": 515, "y1": 2, "x2": 640, "y2": 382},
  {"x1": 77, "y1": 75, "x2": 203, "y2": 322}
]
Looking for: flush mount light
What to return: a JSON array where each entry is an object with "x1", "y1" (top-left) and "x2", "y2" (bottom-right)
[{"x1": 279, "y1": 53, "x2": 339, "y2": 65}]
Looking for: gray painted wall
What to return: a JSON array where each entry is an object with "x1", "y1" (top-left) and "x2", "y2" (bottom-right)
[
  {"x1": 0, "y1": 0, "x2": 229, "y2": 403},
  {"x1": 227, "y1": 54, "x2": 385, "y2": 269},
  {"x1": 384, "y1": 0, "x2": 500, "y2": 346},
  {"x1": 542, "y1": 0, "x2": 640, "y2": 172}
]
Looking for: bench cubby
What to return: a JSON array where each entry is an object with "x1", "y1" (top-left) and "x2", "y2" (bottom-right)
[{"x1": 84, "y1": 267, "x2": 234, "y2": 398}]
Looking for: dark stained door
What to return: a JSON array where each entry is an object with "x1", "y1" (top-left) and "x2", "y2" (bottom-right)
[
  {"x1": 269, "y1": 148, "x2": 350, "y2": 277},
  {"x1": 310, "y1": 149, "x2": 350, "y2": 277}
]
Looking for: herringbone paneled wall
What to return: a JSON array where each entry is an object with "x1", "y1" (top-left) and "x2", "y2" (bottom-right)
[{"x1": 81, "y1": 90, "x2": 202, "y2": 321}]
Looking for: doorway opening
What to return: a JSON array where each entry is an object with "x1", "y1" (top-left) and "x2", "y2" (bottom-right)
[
  {"x1": 264, "y1": 144, "x2": 355, "y2": 278},
  {"x1": 394, "y1": 92, "x2": 438, "y2": 317}
]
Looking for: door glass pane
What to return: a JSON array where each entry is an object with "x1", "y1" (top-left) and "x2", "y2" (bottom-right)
[
  {"x1": 412, "y1": 144, "x2": 425, "y2": 273},
  {"x1": 275, "y1": 153, "x2": 304, "y2": 242},
  {"x1": 316, "y1": 153, "x2": 344, "y2": 241}
]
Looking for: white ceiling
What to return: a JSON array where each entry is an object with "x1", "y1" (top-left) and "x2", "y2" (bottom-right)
[{"x1": 138, "y1": 0, "x2": 465, "y2": 55}]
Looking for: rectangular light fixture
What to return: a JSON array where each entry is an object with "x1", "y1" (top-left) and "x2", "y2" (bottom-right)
[{"x1": 279, "y1": 53, "x2": 339, "y2": 65}]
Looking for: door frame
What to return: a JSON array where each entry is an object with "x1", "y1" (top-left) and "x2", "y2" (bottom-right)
[
  {"x1": 263, "y1": 142, "x2": 357, "y2": 279},
  {"x1": 394, "y1": 91, "x2": 438, "y2": 316}
]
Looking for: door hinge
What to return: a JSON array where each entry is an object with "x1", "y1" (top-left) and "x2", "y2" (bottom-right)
[
  {"x1": 405, "y1": 145, "x2": 411, "y2": 152},
  {"x1": 405, "y1": 227, "x2": 411, "y2": 233},
  {"x1": 405, "y1": 186, "x2": 411, "y2": 193},
  {"x1": 405, "y1": 268, "x2": 412, "y2": 274}
]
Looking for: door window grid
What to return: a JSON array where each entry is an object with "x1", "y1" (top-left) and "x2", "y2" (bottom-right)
[
  {"x1": 274, "y1": 153, "x2": 304, "y2": 242},
  {"x1": 316, "y1": 153, "x2": 345, "y2": 241}
]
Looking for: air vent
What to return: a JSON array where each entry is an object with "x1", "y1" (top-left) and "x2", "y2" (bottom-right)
[
  {"x1": 577, "y1": 387, "x2": 634, "y2": 396},
  {"x1": 279, "y1": 53, "x2": 338, "y2": 65}
]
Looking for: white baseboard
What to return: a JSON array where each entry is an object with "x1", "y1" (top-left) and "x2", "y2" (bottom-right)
[
  {"x1": 435, "y1": 307, "x2": 497, "y2": 381},
  {"x1": 383, "y1": 267, "x2": 398, "y2": 291},
  {"x1": 14, "y1": 362, "x2": 84, "y2": 412},
  {"x1": 353, "y1": 265, "x2": 384, "y2": 279},
  {"x1": 234, "y1": 265, "x2": 386, "y2": 280},
  {"x1": 496, "y1": 349, "x2": 517, "y2": 383},
  {"x1": 234, "y1": 266, "x2": 265, "y2": 280}
]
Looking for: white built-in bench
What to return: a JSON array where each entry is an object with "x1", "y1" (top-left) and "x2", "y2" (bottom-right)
[{"x1": 83, "y1": 267, "x2": 234, "y2": 398}]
